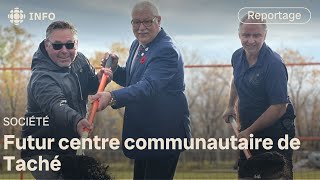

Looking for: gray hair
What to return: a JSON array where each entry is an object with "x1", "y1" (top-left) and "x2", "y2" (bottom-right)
[
  {"x1": 46, "y1": 21, "x2": 77, "y2": 39},
  {"x1": 132, "y1": 1, "x2": 160, "y2": 16},
  {"x1": 239, "y1": 12, "x2": 267, "y2": 31}
]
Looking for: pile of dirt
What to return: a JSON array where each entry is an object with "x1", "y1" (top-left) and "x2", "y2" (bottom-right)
[
  {"x1": 239, "y1": 152, "x2": 290, "y2": 179},
  {"x1": 58, "y1": 155, "x2": 113, "y2": 180}
]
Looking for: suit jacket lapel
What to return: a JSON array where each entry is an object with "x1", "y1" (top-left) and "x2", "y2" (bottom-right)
[
  {"x1": 127, "y1": 42, "x2": 139, "y2": 86},
  {"x1": 130, "y1": 53, "x2": 142, "y2": 79}
]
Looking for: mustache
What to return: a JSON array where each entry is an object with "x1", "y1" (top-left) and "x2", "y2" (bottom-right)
[{"x1": 57, "y1": 52, "x2": 71, "y2": 59}]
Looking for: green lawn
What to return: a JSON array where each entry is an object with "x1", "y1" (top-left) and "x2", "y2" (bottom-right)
[
  {"x1": 1, "y1": 161, "x2": 319, "y2": 179},
  {"x1": 110, "y1": 170, "x2": 320, "y2": 179},
  {"x1": 1, "y1": 170, "x2": 319, "y2": 179}
]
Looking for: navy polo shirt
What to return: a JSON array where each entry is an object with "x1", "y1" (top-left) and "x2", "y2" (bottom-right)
[{"x1": 231, "y1": 43, "x2": 295, "y2": 137}]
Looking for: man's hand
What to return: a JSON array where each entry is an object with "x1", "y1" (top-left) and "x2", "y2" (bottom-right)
[
  {"x1": 238, "y1": 129, "x2": 251, "y2": 142},
  {"x1": 97, "y1": 67, "x2": 113, "y2": 83},
  {"x1": 90, "y1": 91, "x2": 112, "y2": 111},
  {"x1": 101, "y1": 52, "x2": 119, "y2": 72},
  {"x1": 76, "y1": 119, "x2": 93, "y2": 136},
  {"x1": 222, "y1": 107, "x2": 237, "y2": 123}
]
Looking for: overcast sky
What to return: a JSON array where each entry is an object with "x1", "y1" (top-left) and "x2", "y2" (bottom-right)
[{"x1": 1, "y1": 0, "x2": 319, "y2": 63}]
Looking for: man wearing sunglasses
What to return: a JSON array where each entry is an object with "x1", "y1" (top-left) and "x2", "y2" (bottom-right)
[
  {"x1": 92, "y1": 1, "x2": 191, "y2": 179},
  {"x1": 23, "y1": 21, "x2": 113, "y2": 179}
]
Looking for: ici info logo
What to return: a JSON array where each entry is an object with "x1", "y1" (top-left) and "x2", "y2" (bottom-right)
[{"x1": 8, "y1": 7, "x2": 55, "y2": 25}]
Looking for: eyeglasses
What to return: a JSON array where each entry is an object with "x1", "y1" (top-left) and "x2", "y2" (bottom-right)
[
  {"x1": 131, "y1": 17, "x2": 157, "y2": 28},
  {"x1": 47, "y1": 40, "x2": 76, "y2": 50}
]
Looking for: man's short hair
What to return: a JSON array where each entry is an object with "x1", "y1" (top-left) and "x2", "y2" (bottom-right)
[
  {"x1": 132, "y1": 1, "x2": 160, "y2": 16},
  {"x1": 46, "y1": 21, "x2": 77, "y2": 39},
  {"x1": 239, "y1": 12, "x2": 267, "y2": 31}
]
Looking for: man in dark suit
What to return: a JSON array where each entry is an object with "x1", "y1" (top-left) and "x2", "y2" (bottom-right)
[{"x1": 92, "y1": 1, "x2": 191, "y2": 179}]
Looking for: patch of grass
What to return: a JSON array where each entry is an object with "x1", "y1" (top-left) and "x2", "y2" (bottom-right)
[
  {"x1": 176, "y1": 160, "x2": 235, "y2": 171},
  {"x1": 0, "y1": 171, "x2": 34, "y2": 180},
  {"x1": 1, "y1": 167, "x2": 320, "y2": 179},
  {"x1": 293, "y1": 169, "x2": 320, "y2": 179}
]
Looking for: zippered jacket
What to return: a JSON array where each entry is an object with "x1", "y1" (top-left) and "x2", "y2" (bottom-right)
[{"x1": 22, "y1": 41, "x2": 99, "y2": 158}]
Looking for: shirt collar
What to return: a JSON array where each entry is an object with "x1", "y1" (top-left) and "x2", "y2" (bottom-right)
[
  {"x1": 240, "y1": 42, "x2": 268, "y2": 68},
  {"x1": 144, "y1": 28, "x2": 166, "y2": 47},
  {"x1": 256, "y1": 43, "x2": 268, "y2": 67}
]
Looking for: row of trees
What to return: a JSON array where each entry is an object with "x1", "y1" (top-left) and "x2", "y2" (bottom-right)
[
  {"x1": 0, "y1": 26, "x2": 32, "y2": 139},
  {"x1": 0, "y1": 26, "x2": 319, "y2": 162}
]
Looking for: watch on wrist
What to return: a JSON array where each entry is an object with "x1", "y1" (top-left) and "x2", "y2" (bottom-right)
[{"x1": 109, "y1": 92, "x2": 117, "y2": 106}]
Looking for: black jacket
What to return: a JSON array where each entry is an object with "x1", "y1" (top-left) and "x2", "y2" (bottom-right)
[{"x1": 22, "y1": 41, "x2": 99, "y2": 158}]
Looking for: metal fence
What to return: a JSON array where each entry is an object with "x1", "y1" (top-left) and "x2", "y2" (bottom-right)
[{"x1": 1, "y1": 63, "x2": 320, "y2": 179}]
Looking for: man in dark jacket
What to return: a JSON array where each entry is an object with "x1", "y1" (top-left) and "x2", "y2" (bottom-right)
[
  {"x1": 92, "y1": 1, "x2": 191, "y2": 179},
  {"x1": 23, "y1": 21, "x2": 112, "y2": 179}
]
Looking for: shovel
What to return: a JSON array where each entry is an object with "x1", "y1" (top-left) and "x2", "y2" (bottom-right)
[
  {"x1": 228, "y1": 116, "x2": 252, "y2": 159},
  {"x1": 77, "y1": 55, "x2": 113, "y2": 155},
  {"x1": 58, "y1": 56, "x2": 114, "y2": 179},
  {"x1": 227, "y1": 116, "x2": 290, "y2": 179}
]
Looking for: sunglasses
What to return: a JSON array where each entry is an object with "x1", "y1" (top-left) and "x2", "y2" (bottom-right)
[{"x1": 47, "y1": 40, "x2": 76, "y2": 50}]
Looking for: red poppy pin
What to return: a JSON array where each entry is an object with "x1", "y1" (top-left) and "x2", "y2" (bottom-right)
[{"x1": 140, "y1": 56, "x2": 147, "y2": 64}]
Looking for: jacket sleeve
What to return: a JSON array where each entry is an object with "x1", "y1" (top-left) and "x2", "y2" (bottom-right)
[
  {"x1": 31, "y1": 75, "x2": 83, "y2": 134},
  {"x1": 112, "y1": 46, "x2": 178, "y2": 109},
  {"x1": 113, "y1": 65, "x2": 126, "y2": 87}
]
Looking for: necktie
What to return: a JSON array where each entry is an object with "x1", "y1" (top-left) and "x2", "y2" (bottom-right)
[{"x1": 130, "y1": 45, "x2": 144, "y2": 74}]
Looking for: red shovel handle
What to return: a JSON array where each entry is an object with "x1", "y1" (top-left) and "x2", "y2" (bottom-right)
[
  {"x1": 83, "y1": 56, "x2": 113, "y2": 133},
  {"x1": 228, "y1": 116, "x2": 252, "y2": 159}
]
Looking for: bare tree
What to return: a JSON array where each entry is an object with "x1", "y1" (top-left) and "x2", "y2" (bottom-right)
[{"x1": 279, "y1": 49, "x2": 320, "y2": 140}]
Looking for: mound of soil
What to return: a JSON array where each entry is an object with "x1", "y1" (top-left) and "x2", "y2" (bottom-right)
[
  {"x1": 58, "y1": 155, "x2": 113, "y2": 180},
  {"x1": 239, "y1": 152, "x2": 290, "y2": 179}
]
